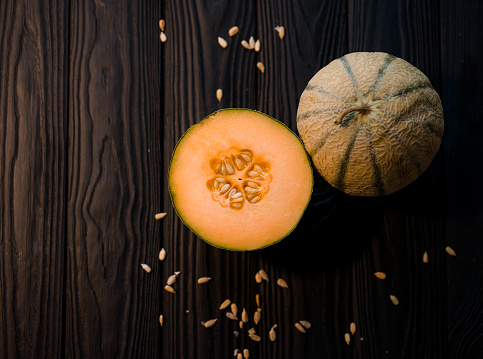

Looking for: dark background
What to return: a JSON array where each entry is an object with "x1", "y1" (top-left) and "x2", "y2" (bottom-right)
[{"x1": 0, "y1": 0, "x2": 482, "y2": 358}]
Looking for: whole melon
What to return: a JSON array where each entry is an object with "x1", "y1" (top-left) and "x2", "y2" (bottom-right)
[{"x1": 296, "y1": 52, "x2": 444, "y2": 196}]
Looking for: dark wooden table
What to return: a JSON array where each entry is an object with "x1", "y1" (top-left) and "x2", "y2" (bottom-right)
[{"x1": 1, "y1": 0, "x2": 482, "y2": 358}]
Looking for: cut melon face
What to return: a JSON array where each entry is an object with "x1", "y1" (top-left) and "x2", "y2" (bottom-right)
[{"x1": 169, "y1": 109, "x2": 313, "y2": 251}]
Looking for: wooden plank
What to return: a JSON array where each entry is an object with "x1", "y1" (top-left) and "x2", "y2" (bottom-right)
[
  {"x1": 0, "y1": 0, "x2": 67, "y2": 358},
  {"x1": 161, "y1": 1, "x2": 260, "y2": 358},
  {"x1": 254, "y1": 1, "x2": 349, "y2": 358},
  {"x1": 346, "y1": 1, "x2": 448, "y2": 358},
  {"x1": 66, "y1": 1, "x2": 163, "y2": 357},
  {"x1": 440, "y1": 1, "x2": 483, "y2": 357}
]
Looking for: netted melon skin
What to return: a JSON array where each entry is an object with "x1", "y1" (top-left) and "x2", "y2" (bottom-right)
[{"x1": 297, "y1": 52, "x2": 444, "y2": 196}]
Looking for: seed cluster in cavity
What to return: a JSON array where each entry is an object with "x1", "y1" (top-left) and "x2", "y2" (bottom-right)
[{"x1": 206, "y1": 149, "x2": 272, "y2": 210}]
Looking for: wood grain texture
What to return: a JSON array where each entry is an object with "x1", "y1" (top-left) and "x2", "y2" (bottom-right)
[
  {"x1": 0, "y1": 1, "x2": 67, "y2": 358},
  {"x1": 441, "y1": 1, "x2": 483, "y2": 358},
  {"x1": 66, "y1": 0, "x2": 163, "y2": 357},
  {"x1": 0, "y1": 0, "x2": 482, "y2": 358}
]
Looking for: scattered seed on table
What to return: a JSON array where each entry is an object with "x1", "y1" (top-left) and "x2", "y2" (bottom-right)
[
  {"x1": 254, "y1": 39, "x2": 261, "y2": 52},
  {"x1": 242, "y1": 308, "x2": 248, "y2": 323},
  {"x1": 141, "y1": 263, "x2": 151, "y2": 273},
  {"x1": 423, "y1": 251, "x2": 429, "y2": 263},
  {"x1": 231, "y1": 303, "x2": 238, "y2": 316},
  {"x1": 350, "y1": 322, "x2": 356, "y2": 335},
  {"x1": 158, "y1": 248, "x2": 167, "y2": 261},
  {"x1": 228, "y1": 26, "x2": 239, "y2": 36},
  {"x1": 255, "y1": 272, "x2": 262, "y2": 283},
  {"x1": 374, "y1": 272, "x2": 386, "y2": 280},
  {"x1": 197, "y1": 277, "x2": 212, "y2": 284},
  {"x1": 258, "y1": 269, "x2": 269, "y2": 281},
  {"x1": 249, "y1": 334, "x2": 261, "y2": 342},
  {"x1": 203, "y1": 318, "x2": 218, "y2": 328},
  {"x1": 277, "y1": 278, "x2": 289, "y2": 288},
  {"x1": 159, "y1": 32, "x2": 167, "y2": 43},
  {"x1": 234, "y1": 330, "x2": 239, "y2": 337},
  {"x1": 174, "y1": 271, "x2": 181, "y2": 276},
  {"x1": 275, "y1": 25, "x2": 285, "y2": 39},
  {"x1": 216, "y1": 89, "x2": 223, "y2": 102},
  {"x1": 167, "y1": 274, "x2": 177, "y2": 286},
  {"x1": 256, "y1": 62, "x2": 265, "y2": 74},
  {"x1": 243, "y1": 349, "x2": 249, "y2": 358},
  {"x1": 248, "y1": 327, "x2": 256, "y2": 335},
  {"x1": 158, "y1": 19, "x2": 165, "y2": 31},
  {"x1": 220, "y1": 299, "x2": 231, "y2": 310},
  {"x1": 241, "y1": 40, "x2": 250, "y2": 50},
  {"x1": 295, "y1": 322, "x2": 306, "y2": 333},
  {"x1": 255, "y1": 294, "x2": 260, "y2": 307},
  {"x1": 164, "y1": 285, "x2": 176, "y2": 294},
  {"x1": 226, "y1": 312, "x2": 238, "y2": 321},
  {"x1": 159, "y1": 314, "x2": 164, "y2": 326},
  {"x1": 390, "y1": 295, "x2": 399, "y2": 305},
  {"x1": 300, "y1": 320, "x2": 311, "y2": 329},
  {"x1": 254, "y1": 310, "x2": 261, "y2": 324},
  {"x1": 237, "y1": 353, "x2": 242, "y2": 359},
  {"x1": 269, "y1": 328, "x2": 276, "y2": 341},
  {"x1": 155, "y1": 212, "x2": 167, "y2": 220},
  {"x1": 218, "y1": 36, "x2": 228, "y2": 48},
  {"x1": 344, "y1": 333, "x2": 351, "y2": 345},
  {"x1": 248, "y1": 36, "x2": 255, "y2": 49},
  {"x1": 446, "y1": 246, "x2": 456, "y2": 256},
  {"x1": 239, "y1": 320, "x2": 243, "y2": 329}
]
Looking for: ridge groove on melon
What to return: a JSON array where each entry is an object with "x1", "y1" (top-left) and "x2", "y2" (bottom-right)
[
  {"x1": 169, "y1": 108, "x2": 313, "y2": 251},
  {"x1": 297, "y1": 52, "x2": 444, "y2": 196}
]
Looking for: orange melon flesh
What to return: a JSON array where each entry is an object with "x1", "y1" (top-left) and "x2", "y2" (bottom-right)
[{"x1": 169, "y1": 109, "x2": 313, "y2": 251}]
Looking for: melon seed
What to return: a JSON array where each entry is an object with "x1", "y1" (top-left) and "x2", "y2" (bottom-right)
[
  {"x1": 254, "y1": 310, "x2": 261, "y2": 324},
  {"x1": 158, "y1": 19, "x2": 165, "y2": 31},
  {"x1": 258, "y1": 269, "x2": 269, "y2": 281},
  {"x1": 228, "y1": 26, "x2": 239, "y2": 37},
  {"x1": 423, "y1": 251, "x2": 429, "y2": 263},
  {"x1": 159, "y1": 314, "x2": 164, "y2": 326},
  {"x1": 300, "y1": 320, "x2": 311, "y2": 329},
  {"x1": 235, "y1": 158, "x2": 244, "y2": 170},
  {"x1": 344, "y1": 333, "x2": 350, "y2": 345},
  {"x1": 240, "y1": 154, "x2": 252, "y2": 162},
  {"x1": 197, "y1": 277, "x2": 212, "y2": 284},
  {"x1": 220, "y1": 183, "x2": 230, "y2": 193},
  {"x1": 390, "y1": 295, "x2": 399, "y2": 305},
  {"x1": 277, "y1": 278, "x2": 289, "y2": 288},
  {"x1": 237, "y1": 353, "x2": 243, "y2": 359},
  {"x1": 249, "y1": 334, "x2": 261, "y2": 342},
  {"x1": 294, "y1": 322, "x2": 306, "y2": 333},
  {"x1": 164, "y1": 285, "x2": 176, "y2": 294},
  {"x1": 241, "y1": 40, "x2": 250, "y2": 49},
  {"x1": 256, "y1": 62, "x2": 265, "y2": 73},
  {"x1": 350, "y1": 322, "x2": 356, "y2": 335},
  {"x1": 374, "y1": 272, "x2": 386, "y2": 279},
  {"x1": 226, "y1": 312, "x2": 238, "y2": 321},
  {"x1": 220, "y1": 299, "x2": 231, "y2": 310},
  {"x1": 254, "y1": 39, "x2": 261, "y2": 52},
  {"x1": 159, "y1": 248, "x2": 167, "y2": 261},
  {"x1": 155, "y1": 212, "x2": 167, "y2": 220},
  {"x1": 243, "y1": 349, "x2": 249, "y2": 358},
  {"x1": 218, "y1": 36, "x2": 228, "y2": 48},
  {"x1": 167, "y1": 274, "x2": 177, "y2": 286},
  {"x1": 255, "y1": 272, "x2": 262, "y2": 283},
  {"x1": 141, "y1": 263, "x2": 151, "y2": 273},
  {"x1": 248, "y1": 36, "x2": 255, "y2": 49},
  {"x1": 255, "y1": 294, "x2": 260, "y2": 307},
  {"x1": 216, "y1": 89, "x2": 223, "y2": 102},
  {"x1": 231, "y1": 303, "x2": 238, "y2": 316},
  {"x1": 160, "y1": 32, "x2": 167, "y2": 42},
  {"x1": 445, "y1": 246, "x2": 456, "y2": 256},
  {"x1": 241, "y1": 308, "x2": 248, "y2": 323},
  {"x1": 203, "y1": 318, "x2": 218, "y2": 328},
  {"x1": 269, "y1": 328, "x2": 276, "y2": 341}
]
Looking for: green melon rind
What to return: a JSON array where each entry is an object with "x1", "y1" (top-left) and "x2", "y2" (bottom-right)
[{"x1": 168, "y1": 108, "x2": 313, "y2": 251}]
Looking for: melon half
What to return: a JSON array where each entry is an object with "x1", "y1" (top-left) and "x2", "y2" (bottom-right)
[{"x1": 169, "y1": 109, "x2": 313, "y2": 251}]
